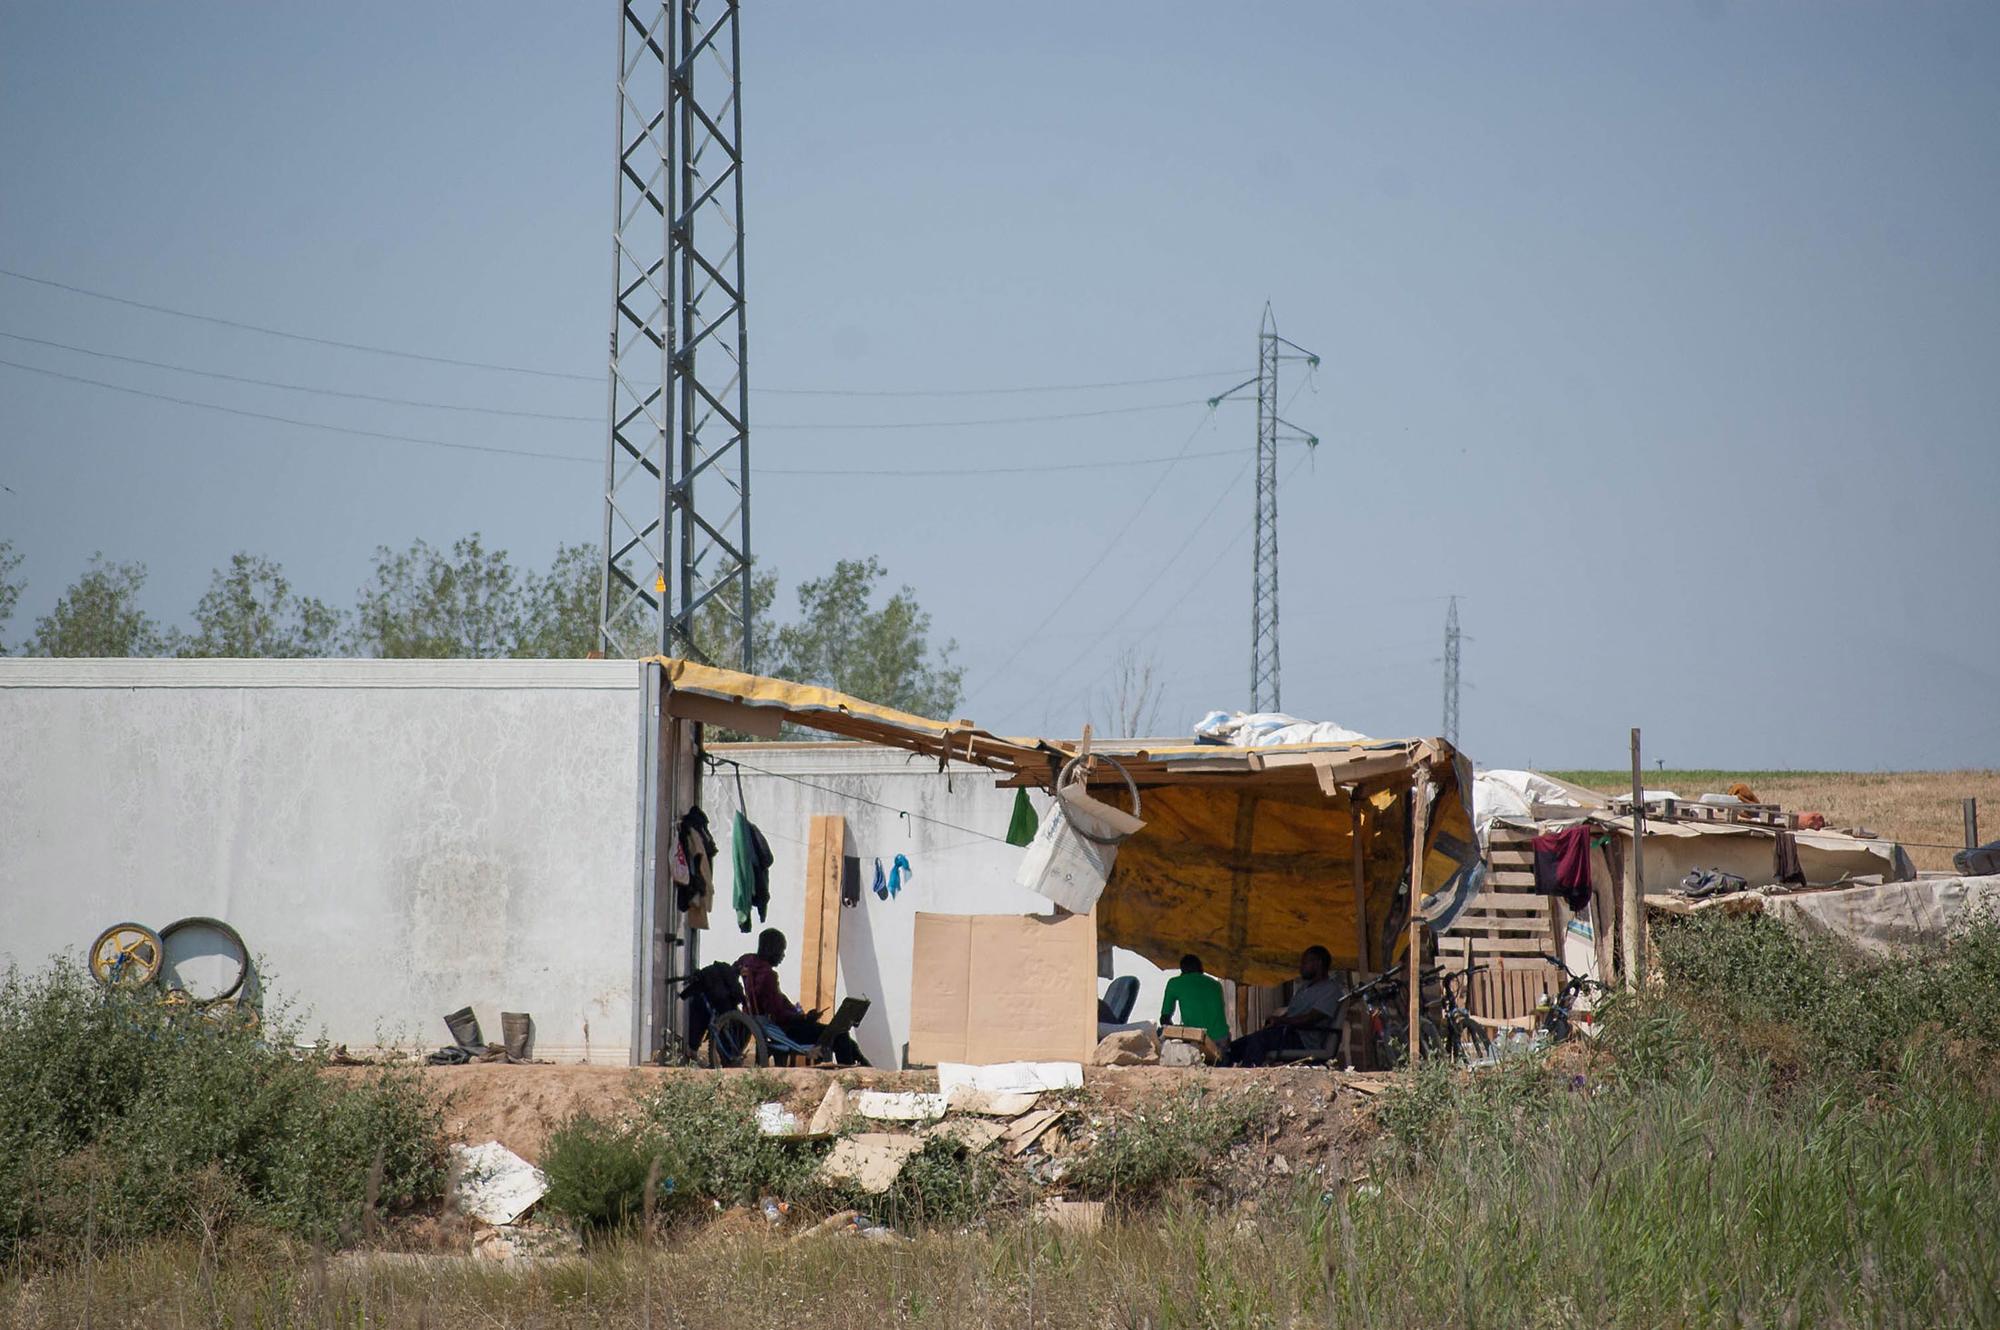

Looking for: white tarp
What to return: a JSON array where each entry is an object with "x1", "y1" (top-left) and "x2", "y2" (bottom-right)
[
  {"x1": 937, "y1": 1060, "x2": 1083, "y2": 1100},
  {"x1": 1471, "y1": 769, "x2": 1607, "y2": 841},
  {"x1": 1191, "y1": 711, "x2": 1374, "y2": 747},
  {"x1": 449, "y1": 1141, "x2": 548, "y2": 1226},
  {"x1": 1762, "y1": 875, "x2": 2000, "y2": 956}
]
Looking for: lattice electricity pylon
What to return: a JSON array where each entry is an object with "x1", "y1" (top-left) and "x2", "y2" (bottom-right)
[
  {"x1": 1442, "y1": 595, "x2": 1461, "y2": 746},
  {"x1": 598, "y1": 0, "x2": 754, "y2": 665},
  {"x1": 1212, "y1": 306, "x2": 1318, "y2": 713}
]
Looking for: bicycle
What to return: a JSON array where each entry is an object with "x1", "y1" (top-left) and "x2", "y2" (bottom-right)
[
  {"x1": 1354, "y1": 962, "x2": 1490, "y2": 1068},
  {"x1": 1537, "y1": 951, "x2": 1609, "y2": 1043}
]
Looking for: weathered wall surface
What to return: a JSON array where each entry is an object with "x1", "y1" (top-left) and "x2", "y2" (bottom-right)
[
  {"x1": 0, "y1": 659, "x2": 643, "y2": 1062},
  {"x1": 703, "y1": 743, "x2": 1173, "y2": 1068}
]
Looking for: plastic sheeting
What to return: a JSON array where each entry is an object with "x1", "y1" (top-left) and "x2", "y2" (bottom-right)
[
  {"x1": 1193, "y1": 710, "x2": 1374, "y2": 747},
  {"x1": 1761, "y1": 875, "x2": 2000, "y2": 956},
  {"x1": 1471, "y1": 769, "x2": 1607, "y2": 842}
]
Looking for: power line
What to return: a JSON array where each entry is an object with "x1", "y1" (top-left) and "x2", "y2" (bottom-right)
[
  {"x1": 705, "y1": 753, "x2": 1014, "y2": 846},
  {"x1": 0, "y1": 331, "x2": 600, "y2": 422},
  {"x1": 0, "y1": 356, "x2": 1293, "y2": 480},
  {"x1": 0, "y1": 268, "x2": 598, "y2": 382},
  {"x1": 2, "y1": 322, "x2": 1226, "y2": 431},
  {"x1": 964, "y1": 405, "x2": 1221, "y2": 690},
  {"x1": 758, "y1": 370, "x2": 1252, "y2": 398},
  {"x1": 757, "y1": 399, "x2": 1204, "y2": 430},
  {"x1": 0, "y1": 269, "x2": 1245, "y2": 400},
  {"x1": 0, "y1": 357, "x2": 595, "y2": 464}
]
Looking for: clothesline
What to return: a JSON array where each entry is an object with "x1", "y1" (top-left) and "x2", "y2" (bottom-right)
[{"x1": 702, "y1": 753, "x2": 1020, "y2": 848}]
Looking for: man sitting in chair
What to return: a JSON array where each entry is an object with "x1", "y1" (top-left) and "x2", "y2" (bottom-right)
[
  {"x1": 1222, "y1": 945, "x2": 1346, "y2": 1067},
  {"x1": 736, "y1": 928, "x2": 866, "y2": 1065}
]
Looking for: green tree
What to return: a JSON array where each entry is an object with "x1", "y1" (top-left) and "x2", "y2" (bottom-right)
[
  {"x1": 350, "y1": 535, "x2": 520, "y2": 658},
  {"x1": 0, "y1": 539, "x2": 22, "y2": 654},
  {"x1": 766, "y1": 557, "x2": 963, "y2": 718},
  {"x1": 515, "y1": 542, "x2": 601, "y2": 659},
  {"x1": 30, "y1": 555, "x2": 165, "y2": 657},
  {"x1": 177, "y1": 553, "x2": 343, "y2": 658}
]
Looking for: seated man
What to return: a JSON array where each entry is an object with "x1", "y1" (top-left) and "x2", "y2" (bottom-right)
[
  {"x1": 736, "y1": 927, "x2": 866, "y2": 1065},
  {"x1": 1159, "y1": 953, "x2": 1231, "y2": 1049},
  {"x1": 1222, "y1": 945, "x2": 1346, "y2": 1067}
]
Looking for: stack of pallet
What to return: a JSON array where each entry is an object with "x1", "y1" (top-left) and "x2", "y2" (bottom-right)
[{"x1": 1439, "y1": 825, "x2": 1562, "y2": 1022}]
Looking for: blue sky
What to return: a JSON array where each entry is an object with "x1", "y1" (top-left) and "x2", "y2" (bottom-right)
[{"x1": 1, "y1": 2, "x2": 1994, "y2": 768}]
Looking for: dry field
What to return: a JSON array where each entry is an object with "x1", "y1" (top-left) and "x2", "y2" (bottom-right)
[{"x1": 1549, "y1": 769, "x2": 1999, "y2": 872}]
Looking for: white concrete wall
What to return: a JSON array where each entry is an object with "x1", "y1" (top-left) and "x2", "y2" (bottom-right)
[
  {"x1": 702, "y1": 743, "x2": 1172, "y2": 1068},
  {"x1": 0, "y1": 659, "x2": 644, "y2": 1062}
]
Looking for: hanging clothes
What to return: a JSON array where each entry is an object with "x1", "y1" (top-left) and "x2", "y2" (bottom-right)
[
  {"x1": 840, "y1": 854, "x2": 862, "y2": 908},
  {"x1": 676, "y1": 807, "x2": 718, "y2": 929},
  {"x1": 732, "y1": 811, "x2": 776, "y2": 932},
  {"x1": 872, "y1": 858, "x2": 888, "y2": 901},
  {"x1": 1774, "y1": 830, "x2": 1805, "y2": 886},
  {"x1": 887, "y1": 852, "x2": 912, "y2": 898},
  {"x1": 1530, "y1": 825, "x2": 1594, "y2": 912},
  {"x1": 1005, "y1": 788, "x2": 1040, "y2": 847}
]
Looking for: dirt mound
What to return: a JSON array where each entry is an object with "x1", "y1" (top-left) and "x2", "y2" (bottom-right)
[{"x1": 332, "y1": 1062, "x2": 1387, "y2": 1166}]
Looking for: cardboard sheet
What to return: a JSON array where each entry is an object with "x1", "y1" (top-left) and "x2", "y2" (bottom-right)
[{"x1": 909, "y1": 913, "x2": 1098, "y2": 1066}]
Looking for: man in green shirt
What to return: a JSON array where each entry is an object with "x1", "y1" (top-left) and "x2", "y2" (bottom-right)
[{"x1": 1159, "y1": 954, "x2": 1231, "y2": 1047}]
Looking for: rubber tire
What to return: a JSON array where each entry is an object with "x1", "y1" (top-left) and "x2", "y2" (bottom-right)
[
  {"x1": 705, "y1": 1010, "x2": 769, "y2": 1068},
  {"x1": 158, "y1": 915, "x2": 249, "y2": 1004},
  {"x1": 89, "y1": 922, "x2": 164, "y2": 990}
]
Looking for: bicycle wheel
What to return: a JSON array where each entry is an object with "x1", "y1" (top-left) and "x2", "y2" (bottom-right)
[
  {"x1": 1451, "y1": 1016, "x2": 1492, "y2": 1063},
  {"x1": 704, "y1": 1010, "x2": 769, "y2": 1068},
  {"x1": 89, "y1": 922, "x2": 164, "y2": 990}
]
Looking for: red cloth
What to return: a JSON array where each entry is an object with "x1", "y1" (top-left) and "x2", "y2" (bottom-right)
[
  {"x1": 1530, "y1": 826, "x2": 1595, "y2": 911},
  {"x1": 735, "y1": 953, "x2": 800, "y2": 1023}
]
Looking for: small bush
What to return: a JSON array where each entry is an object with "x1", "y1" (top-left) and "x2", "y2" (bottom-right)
[
  {"x1": 540, "y1": 1114, "x2": 671, "y2": 1232},
  {"x1": 0, "y1": 960, "x2": 445, "y2": 1264},
  {"x1": 1067, "y1": 1087, "x2": 1269, "y2": 1203}
]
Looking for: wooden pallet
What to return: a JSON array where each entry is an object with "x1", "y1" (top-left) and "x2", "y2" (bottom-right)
[
  {"x1": 1439, "y1": 829, "x2": 1564, "y2": 1019},
  {"x1": 1607, "y1": 796, "x2": 1797, "y2": 829}
]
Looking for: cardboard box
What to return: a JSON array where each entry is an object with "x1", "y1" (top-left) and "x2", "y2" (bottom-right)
[{"x1": 908, "y1": 911, "x2": 1098, "y2": 1066}]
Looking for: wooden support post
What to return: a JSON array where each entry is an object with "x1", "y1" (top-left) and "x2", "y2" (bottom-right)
[
  {"x1": 1406, "y1": 769, "x2": 1433, "y2": 1069},
  {"x1": 1348, "y1": 790, "x2": 1370, "y2": 973},
  {"x1": 799, "y1": 814, "x2": 847, "y2": 1015},
  {"x1": 1965, "y1": 798, "x2": 1981, "y2": 851},
  {"x1": 1625, "y1": 728, "x2": 1645, "y2": 992}
]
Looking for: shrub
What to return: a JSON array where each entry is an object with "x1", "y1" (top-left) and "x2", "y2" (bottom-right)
[
  {"x1": 1066, "y1": 1086, "x2": 1269, "y2": 1203},
  {"x1": 0, "y1": 960, "x2": 445, "y2": 1264},
  {"x1": 540, "y1": 1114, "x2": 671, "y2": 1232}
]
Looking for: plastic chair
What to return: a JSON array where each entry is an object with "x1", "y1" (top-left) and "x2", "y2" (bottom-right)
[{"x1": 1100, "y1": 975, "x2": 1139, "y2": 1025}]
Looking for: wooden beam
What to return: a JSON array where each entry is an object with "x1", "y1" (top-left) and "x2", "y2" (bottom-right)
[
  {"x1": 1349, "y1": 791, "x2": 1370, "y2": 973},
  {"x1": 1406, "y1": 770, "x2": 1433, "y2": 1070},
  {"x1": 1625, "y1": 729, "x2": 1645, "y2": 991},
  {"x1": 799, "y1": 814, "x2": 846, "y2": 1015}
]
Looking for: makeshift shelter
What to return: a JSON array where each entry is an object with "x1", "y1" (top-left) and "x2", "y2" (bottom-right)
[
  {"x1": 651, "y1": 658, "x2": 1478, "y2": 993},
  {"x1": 1446, "y1": 769, "x2": 1918, "y2": 1021}
]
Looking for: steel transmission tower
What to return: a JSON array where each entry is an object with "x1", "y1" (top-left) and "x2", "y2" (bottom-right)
[
  {"x1": 1249, "y1": 305, "x2": 1318, "y2": 713},
  {"x1": 598, "y1": 0, "x2": 754, "y2": 665},
  {"x1": 1442, "y1": 595, "x2": 1461, "y2": 746}
]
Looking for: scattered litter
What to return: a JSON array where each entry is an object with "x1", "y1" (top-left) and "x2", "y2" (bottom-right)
[
  {"x1": 938, "y1": 1060, "x2": 1083, "y2": 1100},
  {"x1": 1004, "y1": 1108, "x2": 1065, "y2": 1157},
  {"x1": 923, "y1": 1117, "x2": 1009, "y2": 1153},
  {"x1": 472, "y1": 1222, "x2": 577, "y2": 1263},
  {"x1": 852, "y1": 1089, "x2": 947, "y2": 1121},
  {"x1": 944, "y1": 1089, "x2": 1042, "y2": 1116},
  {"x1": 818, "y1": 1133, "x2": 927, "y2": 1194},
  {"x1": 795, "y1": 1208, "x2": 862, "y2": 1242},
  {"x1": 760, "y1": 1196, "x2": 790, "y2": 1225},
  {"x1": 449, "y1": 1141, "x2": 548, "y2": 1227},
  {"x1": 807, "y1": 1080, "x2": 850, "y2": 1136},
  {"x1": 756, "y1": 1102, "x2": 803, "y2": 1136},
  {"x1": 1035, "y1": 1198, "x2": 1104, "y2": 1234}
]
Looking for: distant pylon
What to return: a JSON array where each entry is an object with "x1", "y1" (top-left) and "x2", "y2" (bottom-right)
[
  {"x1": 1442, "y1": 595, "x2": 1461, "y2": 747},
  {"x1": 1248, "y1": 305, "x2": 1317, "y2": 713}
]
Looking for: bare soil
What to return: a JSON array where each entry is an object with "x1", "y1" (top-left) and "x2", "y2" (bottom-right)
[{"x1": 332, "y1": 1062, "x2": 1384, "y2": 1164}]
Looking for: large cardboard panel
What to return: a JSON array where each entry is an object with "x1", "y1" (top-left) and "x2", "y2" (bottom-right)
[{"x1": 908, "y1": 912, "x2": 1097, "y2": 1066}]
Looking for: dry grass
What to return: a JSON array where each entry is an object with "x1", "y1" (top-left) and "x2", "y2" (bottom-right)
[{"x1": 1548, "y1": 769, "x2": 1999, "y2": 872}]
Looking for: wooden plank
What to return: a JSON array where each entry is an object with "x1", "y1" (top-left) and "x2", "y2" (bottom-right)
[
  {"x1": 1349, "y1": 791, "x2": 1371, "y2": 972},
  {"x1": 1407, "y1": 770, "x2": 1432, "y2": 1068},
  {"x1": 1437, "y1": 936, "x2": 1560, "y2": 957},
  {"x1": 799, "y1": 814, "x2": 846, "y2": 1015},
  {"x1": 1489, "y1": 847, "x2": 1537, "y2": 869}
]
